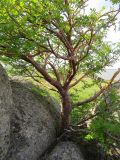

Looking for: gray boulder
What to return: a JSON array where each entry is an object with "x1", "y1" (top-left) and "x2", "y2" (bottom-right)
[
  {"x1": 45, "y1": 141, "x2": 84, "y2": 160},
  {"x1": 0, "y1": 64, "x2": 13, "y2": 160},
  {"x1": 7, "y1": 80, "x2": 61, "y2": 160}
]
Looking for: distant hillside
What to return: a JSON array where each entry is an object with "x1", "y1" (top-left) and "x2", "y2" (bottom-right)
[{"x1": 97, "y1": 69, "x2": 120, "y2": 80}]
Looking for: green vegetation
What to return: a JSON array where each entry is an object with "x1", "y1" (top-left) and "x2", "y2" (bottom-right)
[{"x1": 0, "y1": 0, "x2": 120, "y2": 157}]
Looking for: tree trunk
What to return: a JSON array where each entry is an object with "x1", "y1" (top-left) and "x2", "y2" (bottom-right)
[{"x1": 61, "y1": 91, "x2": 72, "y2": 131}]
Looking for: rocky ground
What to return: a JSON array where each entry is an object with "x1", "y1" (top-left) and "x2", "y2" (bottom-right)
[{"x1": 1, "y1": 63, "x2": 119, "y2": 160}]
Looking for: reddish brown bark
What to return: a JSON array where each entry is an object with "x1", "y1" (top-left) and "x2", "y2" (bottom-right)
[{"x1": 61, "y1": 91, "x2": 72, "y2": 130}]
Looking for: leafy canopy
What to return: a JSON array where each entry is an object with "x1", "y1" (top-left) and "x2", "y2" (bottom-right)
[
  {"x1": 0, "y1": 0, "x2": 119, "y2": 83},
  {"x1": 0, "y1": 0, "x2": 120, "y2": 152}
]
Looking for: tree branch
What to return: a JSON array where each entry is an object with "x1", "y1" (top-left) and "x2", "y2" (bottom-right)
[
  {"x1": 47, "y1": 38, "x2": 73, "y2": 60},
  {"x1": 69, "y1": 71, "x2": 90, "y2": 88},
  {"x1": 47, "y1": 61, "x2": 61, "y2": 83},
  {"x1": 21, "y1": 55, "x2": 63, "y2": 92},
  {"x1": 73, "y1": 68, "x2": 120, "y2": 107}
]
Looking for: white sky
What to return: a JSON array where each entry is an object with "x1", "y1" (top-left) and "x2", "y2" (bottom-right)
[{"x1": 87, "y1": 0, "x2": 120, "y2": 69}]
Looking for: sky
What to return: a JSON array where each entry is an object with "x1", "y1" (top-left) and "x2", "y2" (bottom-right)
[{"x1": 87, "y1": 0, "x2": 120, "y2": 69}]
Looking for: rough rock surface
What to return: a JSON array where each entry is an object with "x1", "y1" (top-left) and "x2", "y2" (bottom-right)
[
  {"x1": 0, "y1": 64, "x2": 13, "y2": 160},
  {"x1": 6, "y1": 80, "x2": 61, "y2": 160},
  {"x1": 45, "y1": 141, "x2": 84, "y2": 160},
  {"x1": 0, "y1": 64, "x2": 85, "y2": 160}
]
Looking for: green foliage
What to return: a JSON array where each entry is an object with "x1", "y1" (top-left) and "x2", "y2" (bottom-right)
[
  {"x1": 110, "y1": 0, "x2": 120, "y2": 4},
  {"x1": 70, "y1": 77, "x2": 99, "y2": 102},
  {"x1": 0, "y1": 0, "x2": 120, "y2": 153},
  {"x1": 87, "y1": 88, "x2": 120, "y2": 149},
  {"x1": 70, "y1": 82, "x2": 120, "y2": 152},
  {"x1": 71, "y1": 103, "x2": 94, "y2": 124},
  {"x1": 0, "y1": 0, "x2": 119, "y2": 79}
]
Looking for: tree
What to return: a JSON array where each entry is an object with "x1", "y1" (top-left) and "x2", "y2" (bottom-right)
[
  {"x1": 0, "y1": 0, "x2": 120, "y2": 130},
  {"x1": 111, "y1": 0, "x2": 120, "y2": 4}
]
